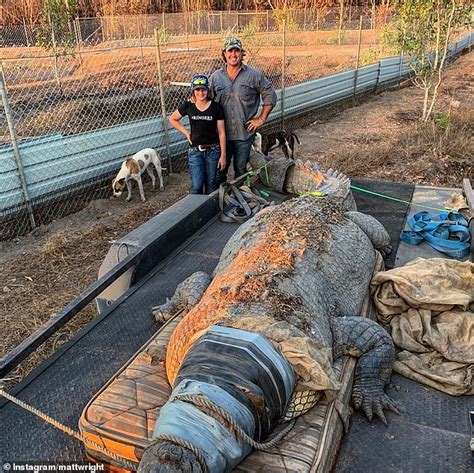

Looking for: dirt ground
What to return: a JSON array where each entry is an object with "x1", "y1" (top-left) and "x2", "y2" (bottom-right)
[
  {"x1": 293, "y1": 51, "x2": 473, "y2": 187},
  {"x1": 1, "y1": 50, "x2": 472, "y2": 389}
]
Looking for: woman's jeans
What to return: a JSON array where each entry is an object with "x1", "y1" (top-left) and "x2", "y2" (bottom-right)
[
  {"x1": 217, "y1": 135, "x2": 255, "y2": 186},
  {"x1": 188, "y1": 144, "x2": 220, "y2": 194}
]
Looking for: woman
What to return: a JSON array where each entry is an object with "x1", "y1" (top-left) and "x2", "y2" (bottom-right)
[{"x1": 169, "y1": 74, "x2": 226, "y2": 194}]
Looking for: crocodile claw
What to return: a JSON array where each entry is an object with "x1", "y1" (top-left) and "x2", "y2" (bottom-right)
[
  {"x1": 352, "y1": 380, "x2": 400, "y2": 425},
  {"x1": 152, "y1": 298, "x2": 173, "y2": 323}
]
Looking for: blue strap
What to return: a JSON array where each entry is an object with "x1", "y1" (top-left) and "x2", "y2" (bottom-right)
[{"x1": 400, "y1": 211, "x2": 471, "y2": 259}]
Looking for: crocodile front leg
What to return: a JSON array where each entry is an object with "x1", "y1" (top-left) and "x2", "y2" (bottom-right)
[
  {"x1": 152, "y1": 271, "x2": 211, "y2": 323},
  {"x1": 332, "y1": 316, "x2": 399, "y2": 424}
]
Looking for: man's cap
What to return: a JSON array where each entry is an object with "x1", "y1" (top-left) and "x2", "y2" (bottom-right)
[
  {"x1": 191, "y1": 74, "x2": 209, "y2": 90},
  {"x1": 223, "y1": 37, "x2": 243, "y2": 52}
]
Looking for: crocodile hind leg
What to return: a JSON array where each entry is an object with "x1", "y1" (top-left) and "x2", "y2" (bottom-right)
[
  {"x1": 345, "y1": 211, "x2": 392, "y2": 257},
  {"x1": 152, "y1": 271, "x2": 211, "y2": 324},
  {"x1": 332, "y1": 316, "x2": 399, "y2": 424}
]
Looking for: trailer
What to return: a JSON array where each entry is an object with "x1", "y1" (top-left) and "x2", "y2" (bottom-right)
[{"x1": 1, "y1": 177, "x2": 473, "y2": 472}]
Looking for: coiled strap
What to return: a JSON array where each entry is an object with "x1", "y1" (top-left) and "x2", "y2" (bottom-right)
[{"x1": 400, "y1": 211, "x2": 470, "y2": 258}]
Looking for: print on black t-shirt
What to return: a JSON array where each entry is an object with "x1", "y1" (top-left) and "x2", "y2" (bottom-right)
[{"x1": 178, "y1": 101, "x2": 225, "y2": 147}]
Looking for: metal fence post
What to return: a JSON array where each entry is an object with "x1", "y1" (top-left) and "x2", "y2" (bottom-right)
[
  {"x1": 185, "y1": 11, "x2": 190, "y2": 51},
  {"x1": 281, "y1": 19, "x2": 286, "y2": 128},
  {"x1": 398, "y1": 49, "x2": 404, "y2": 88},
  {"x1": 76, "y1": 18, "x2": 83, "y2": 46},
  {"x1": 353, "y1": 16, "x2": 363, "y2": 101},
  {"x1": 23, "y1": 18, "x2": 30, "y2": 47},
  {"x1": 338, "y1": 0, "x2": 344, "y2": 45},
  {"x1": 139, "y1": 19, "x2": 144, "y2": 61},
  {"x1": 154, "y1": 29, "x2": 172, "y2": 174},
  {"x1": 74, "y1": 18, "x2": 83, "y2": 65},
  {"x1": 48, "y1": 12, "x2": 62, "y2": 91},
  {"x1": 375, "y1": 60, "x2": 382, "y2": 93},
  {"x1": 220, "y1": 11, "x2": 223, "y2": 34},
  {"x1": 266, "y1": 10, "x2": 270, "y2": 43},
  {"x1": 208, "y1": 12, "x2": 212, "y2": 48},
  {"x1": 0, "y1": 73, "x2": 36, "y2": 230}
]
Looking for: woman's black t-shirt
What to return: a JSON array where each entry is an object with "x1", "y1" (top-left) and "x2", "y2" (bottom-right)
[{"x1": 178, "y1": 100, "x2": 225, "y2": 147}]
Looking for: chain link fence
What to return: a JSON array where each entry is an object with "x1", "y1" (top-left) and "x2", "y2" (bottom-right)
[
  {"x1": 2, "y1": 8, "x2": 392, "y2": 47},
  {"x1": 1, "y1": 9, "x2": 404, "y2": 240}
]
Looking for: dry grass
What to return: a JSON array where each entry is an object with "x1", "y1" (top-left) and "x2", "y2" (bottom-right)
[
  {"x1": 0, "y1": 179, "x2": 189, "y2": 389},
  {"x1": 324, "y1": 108, "x2": 473, "y2": 186},
  {"x1": 295, "y1": 51, "x2": 473, "y2": 187}
]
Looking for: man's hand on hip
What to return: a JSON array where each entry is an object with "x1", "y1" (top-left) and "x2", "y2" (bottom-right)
[{"x1": 246, "y1": 116, "x2": 265, "y2": 132}]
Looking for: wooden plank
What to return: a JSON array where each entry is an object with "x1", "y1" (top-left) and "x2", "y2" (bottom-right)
[{"x1": 462, "y1": 178, "x2": 474, "y2": 214}]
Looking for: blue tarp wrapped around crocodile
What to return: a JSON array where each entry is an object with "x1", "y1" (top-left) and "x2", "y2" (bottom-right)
[{"x1": 153, "y1": 325, "x2": 296, "y2": 472}]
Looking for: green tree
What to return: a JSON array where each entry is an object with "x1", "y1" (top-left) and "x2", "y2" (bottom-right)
[
  {"x1": 385, "y1": 0, "x2": 472, "y2": 121},
  {"x1": 38, "y1": 0, "x2": 78, "y2": 52}
]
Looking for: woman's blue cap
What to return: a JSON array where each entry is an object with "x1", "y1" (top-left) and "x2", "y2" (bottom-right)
[{"x1": 191, "y1": 74, "x2": 209, "y2": 90}]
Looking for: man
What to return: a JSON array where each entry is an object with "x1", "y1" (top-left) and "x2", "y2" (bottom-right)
[{"x1": 209, "y1": 37, "x2": 277, "y2": 185}]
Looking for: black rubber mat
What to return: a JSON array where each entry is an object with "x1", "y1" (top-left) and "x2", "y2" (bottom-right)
[
  {"x1": 1, "y1": 216, "x2": 242, "y2": 463},
  {"x1": 335, "y1": 374, "x2": 473, "y2": 473},
  {"x1": 352, "y1": 178, "x2": 415, "y2": 269}
]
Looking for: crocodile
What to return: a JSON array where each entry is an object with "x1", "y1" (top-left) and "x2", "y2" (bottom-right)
[{"x1": 139, "y1": 157, "x2": 398, "y2": 473}]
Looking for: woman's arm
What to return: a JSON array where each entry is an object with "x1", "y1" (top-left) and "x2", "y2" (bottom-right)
[
  {"x1": 169, "y1": 110, "x2": 191, "y2": 144},
  {"x1": 216, "y1": 119, "x2": 226, "y2": 170}
]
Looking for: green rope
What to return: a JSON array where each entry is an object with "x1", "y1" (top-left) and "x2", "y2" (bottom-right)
[{"x1": 350, "y1": 185, "x2": 450, "y2": 213}]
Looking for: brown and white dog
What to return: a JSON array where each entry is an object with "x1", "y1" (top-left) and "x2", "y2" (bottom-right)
[
  {"x1": 112, "y1": 148, "x2": 165, "y2": 202},
  {"x1": 252, "y1": 130, "x2": 301, "y2": 160}
]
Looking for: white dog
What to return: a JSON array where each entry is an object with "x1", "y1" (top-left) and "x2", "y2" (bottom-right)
[{"x1": 112, "y1": 148, "x2": 165, "y2": 202}]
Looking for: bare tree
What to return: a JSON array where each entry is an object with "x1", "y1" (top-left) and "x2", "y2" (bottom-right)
[{"x1": 385, "y1": 0, "x2": 471, "y2": 121}]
